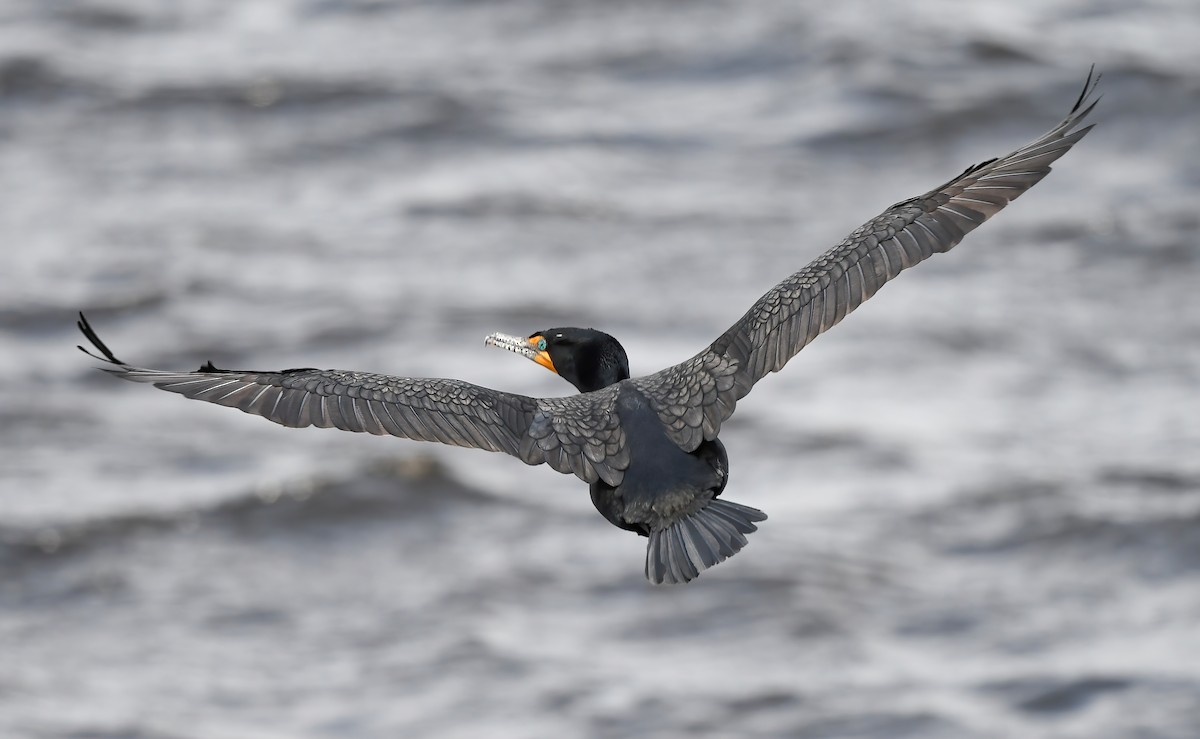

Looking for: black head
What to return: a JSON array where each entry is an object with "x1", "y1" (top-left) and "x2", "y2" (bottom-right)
[{"x1": 484, "y1": 327, "x2": 630, "y2": 393}]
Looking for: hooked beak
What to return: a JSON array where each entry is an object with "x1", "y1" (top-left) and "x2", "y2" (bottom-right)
[{"x1": 484, "y1": 332, "x2": 557, "y2": 374}]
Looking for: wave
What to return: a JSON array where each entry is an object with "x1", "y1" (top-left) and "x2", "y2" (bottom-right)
[
  {"x1": 0, "y1": 455, "x2": 504, "y2": 575},
  {"x1": 914, "y1": 473, "x2": 1200, "y2": 579},
  {"x1": 980, "y1": 674, "x2": 1134, "y2": 715},
  {"x1": 0, "y1": 55, "x2": 89, "y2": 98}
]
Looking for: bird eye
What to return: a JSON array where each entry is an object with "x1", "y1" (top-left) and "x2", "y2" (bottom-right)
[{"x1": 536, "y1": 338, "x2": 547, "y2": 351}]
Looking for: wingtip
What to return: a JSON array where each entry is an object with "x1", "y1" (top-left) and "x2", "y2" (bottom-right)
[
  {"x1": 76, "y1": 312, "x2": 127, "y2": 366},
  {"x1": 76, "y1": 343, "x2": 104, "y2": 361},
  {"x1": 1070, "y1": 65, "x2": 1102, "y2": 116}
]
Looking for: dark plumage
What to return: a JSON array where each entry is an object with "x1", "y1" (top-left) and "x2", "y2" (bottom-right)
[{"x1": 78, "y1": 71, "x2": 1099, "y2": 584}]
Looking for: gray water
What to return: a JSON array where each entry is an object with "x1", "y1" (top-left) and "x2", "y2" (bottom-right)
[{"x1": 3, "y1": 1, "x2": 1200, "y2": 737}]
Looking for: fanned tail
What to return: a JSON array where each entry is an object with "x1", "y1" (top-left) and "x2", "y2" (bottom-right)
[{"x1": 645, "y1": 499, "x2": 767, "y2": 585}]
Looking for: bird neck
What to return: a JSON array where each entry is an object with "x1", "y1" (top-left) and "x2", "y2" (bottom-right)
[{"x1": 566, "y1": 342, "x2": 629, "y2": 393}]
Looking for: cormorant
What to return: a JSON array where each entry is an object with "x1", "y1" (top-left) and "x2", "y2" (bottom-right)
[{"x1": 78, "y1": 71, "x2": 1099, "y2": 584}]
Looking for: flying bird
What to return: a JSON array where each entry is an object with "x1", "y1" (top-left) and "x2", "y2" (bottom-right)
[{"x1": 79, "y1": 71, "x2": 1099, "y2": 585}]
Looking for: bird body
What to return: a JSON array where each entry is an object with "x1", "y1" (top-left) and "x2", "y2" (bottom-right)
[
  {"x1": 79, "y1": 71, "x2": 1100, "y2": 585},
  {"x1": 591, "y1": 386, "x2": 759, "y2": 584}
]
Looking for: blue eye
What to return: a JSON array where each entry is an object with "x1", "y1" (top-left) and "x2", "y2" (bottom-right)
[{"x1": 536, "y1": 338, "x2": 547, "y2": 351}]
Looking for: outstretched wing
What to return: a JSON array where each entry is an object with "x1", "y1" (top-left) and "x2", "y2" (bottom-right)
[
  {"x1": 636, "y1": 70, "x2": 1100, "y2": 452},
  {"x1": 77, "y1": 314, "x2": 629, "y2": 486}
]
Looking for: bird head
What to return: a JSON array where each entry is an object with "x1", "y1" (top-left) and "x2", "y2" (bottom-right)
[{"x1": 485, "y1": 327, "x2": 630, "y2": 393}]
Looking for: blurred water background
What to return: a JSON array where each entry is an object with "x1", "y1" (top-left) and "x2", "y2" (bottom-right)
[{"x1": 2, "y1": 1, "x2": 1199, "y2": 737}]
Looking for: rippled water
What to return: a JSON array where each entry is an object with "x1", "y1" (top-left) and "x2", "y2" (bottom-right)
[{"x1": 3, "y1": 1, "x2": 1199, "y2": 737}]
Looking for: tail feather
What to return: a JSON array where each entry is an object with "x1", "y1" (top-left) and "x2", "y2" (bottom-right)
[
  {"x1": 680, "y1": 517, "x2": 718, "y2": 566},
  {"x1": 645, "y1": 499, "x2": 767, "y2": 585},
  {"x1": 692, "y1": 512, "x2": 739, "y2": 559},
  {"x1": 667, "y1": 526, "x2": 698, "y2": 583}
]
